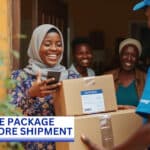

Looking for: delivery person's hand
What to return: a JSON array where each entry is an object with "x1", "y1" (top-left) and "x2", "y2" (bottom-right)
[
  {"x1": 81, "y1": 122, "x2": 150, "y2": 150},
  {"x1": 28, "y1": 71, "x2": 61, "y2": 98},
  {"x1": 118, "y1": 105, "x2": 136, "y2": 110},
  {"x1": 81, "y1": 134, "x2": 106, "y2": 150}
]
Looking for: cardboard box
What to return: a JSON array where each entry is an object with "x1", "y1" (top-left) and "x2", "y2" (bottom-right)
[
  {"x1": 56, "y1": 109, "x2": 142, "y2": 150},
  {"x1": 55, "y1": 75, "x2": 117, "y2": 116}
]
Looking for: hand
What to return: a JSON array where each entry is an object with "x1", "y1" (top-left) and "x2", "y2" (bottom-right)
[
  {"x1": 123, "y1": 123, "x2": 150, "y2": 150},
  {"x1": 28, "y1": 71, "x2": 61, "y2": 98},
  {"x1": 117, "y1": 105, "x2": 136, "y2": 110},
  {"x1": 81, "y1": 135, "x2": 105, "y2": 150},
  {"x1": 108, "y1": 123, "x2": 150, "y2": 150},
  {"x1": 81, "y1": 122, "x2": 150, "y2": 150}
]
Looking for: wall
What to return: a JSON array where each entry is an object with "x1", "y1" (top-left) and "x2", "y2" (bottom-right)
[
  {"x1": 68, "y1": 0, "x2": 145, "y2": 48},
  {"x1": 0, "y1": 0, "x2": 14, "y2": 147},
  {"x1": 20, "y1": 0, "x2": 33, "y2": 68},
  {"x1": 0, "y1": 0, "x2": 11, "y2": 100}
]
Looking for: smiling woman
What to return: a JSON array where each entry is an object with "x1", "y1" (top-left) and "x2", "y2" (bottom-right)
[
  {"x1": 105, "y1": 38, "x2": 146, "y2": 109},
  {"x1": 68, "y1": 37, "x2": 95, "y2": 78},
  {"x1": 9, "y1": 24, "x2": 68, "y2": 150}
]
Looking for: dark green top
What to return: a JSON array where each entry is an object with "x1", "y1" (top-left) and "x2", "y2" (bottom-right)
[{"x1": 116, "y1": 80, "x2": 139, "y2": 106}]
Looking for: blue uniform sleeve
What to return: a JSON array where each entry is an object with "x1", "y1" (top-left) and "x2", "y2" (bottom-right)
[{"x1": 136, "y1": 67, "x2": 150, "y2": 118}]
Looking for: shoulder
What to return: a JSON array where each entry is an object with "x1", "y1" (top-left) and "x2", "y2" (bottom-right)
[
  {"x1": 11, "y1": 70, "x2": 30, "y2": 81},
  {"x1": 87, "y1": 68, "x2": 95, "y2": 76},
  {"x1": 67, "y1": 69, "x2": 80, "y2": 79},
  {"x1": 136, "y1": 68, "x2": 146, "y2": 74},
  {"x1": 60, "y1": 69, "x2": 79, "y2": 80},
  {"x1": 67, "y1": 64, "x2": 80, "y2": 78},
  {"x1": 68, "y1": 64, "x2": 76, "y2": 72},
  {"x1": 135, "y1": 68, "x2": 146, "y2": 79},
  {"x1": 104, "y1": 68, "x2": 119, "y2": 76},
  {"x1": 104, "y1": 68, "x2": 120, "y2": 81},
  {"x1": 60, "y1": 70, "x2": 69, "y2": 80}
]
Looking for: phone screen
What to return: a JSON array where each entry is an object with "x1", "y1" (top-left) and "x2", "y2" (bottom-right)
[{"x1": 47, "y1": 71, "x2": 60, "y2": 84}]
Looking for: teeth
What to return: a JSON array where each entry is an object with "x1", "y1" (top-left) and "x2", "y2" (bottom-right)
[
  {"x1": 47, "y1": 54, "x2": 57, "y2": 57},
  {"x1": 82, "y1": 59, "x2": 88, "y2": 63},
  {"x1": 125, "y1": 63, "x2": 131, "y2": 66},
  {"x1": 47, "y1": 54, "x2": 57, "y2": 59}
]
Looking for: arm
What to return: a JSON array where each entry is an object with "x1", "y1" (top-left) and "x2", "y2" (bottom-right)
[
  {"x1": 10, "y1": 70, "x2": 31, "y2": 109},
  {"x1": 81, "y1": 123, "x2": 150, "y2": 150},
  {"x1": 117, "y1": 105, "x2": 136, "y2": 110},
  {"x1": 10, "y1": 70, "x2": 61, "y2": 110}
]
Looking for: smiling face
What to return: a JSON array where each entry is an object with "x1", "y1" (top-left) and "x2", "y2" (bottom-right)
[
  {"x1": 74, "y1": 44, "x2": 93, "y2": 68},
  {"x1": 39, "y1": 31, "x2": 63, "y2": 67},
  {"x1": 120, "y1": 44, "x2": 139, "y2": 72}
]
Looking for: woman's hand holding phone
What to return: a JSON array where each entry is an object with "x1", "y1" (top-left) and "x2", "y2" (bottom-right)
[{"x1": 28, "y1": 71, "x2": 61, "y2": 98}]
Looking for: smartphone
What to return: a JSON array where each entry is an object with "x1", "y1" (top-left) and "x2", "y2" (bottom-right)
[{"x1": 47, "y1": 71, "x2": 61, "y2": 84}]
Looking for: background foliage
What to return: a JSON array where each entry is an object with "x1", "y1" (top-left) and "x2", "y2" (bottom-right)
[{"x1": 0, "y1": 50, "x2": 24, "y2": 150}]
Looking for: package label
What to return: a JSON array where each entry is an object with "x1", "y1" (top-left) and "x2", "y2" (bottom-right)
[{"x1": 81, "y1": 89, "x2": 105, "y2": 113}]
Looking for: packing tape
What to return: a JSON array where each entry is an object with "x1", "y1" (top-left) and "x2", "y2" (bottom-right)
[
  {"x1": 100, "y1": 114, "x2": 114, "y2": 149},
  {"x1": 83, "y1": 76, "x2": 96, "y2": 87}
]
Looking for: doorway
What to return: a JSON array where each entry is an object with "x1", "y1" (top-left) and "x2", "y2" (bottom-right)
[{"x1": 12, "y1": 0, "x2": 68, "y2": 69}]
